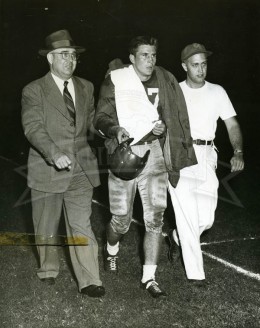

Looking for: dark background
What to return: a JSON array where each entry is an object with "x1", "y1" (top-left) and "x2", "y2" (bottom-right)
[
  {"x1": 0, "y1": 0, "x2": 259, "y2": 190},
  {"x1": 0, "y1": 4, "x2": 259, "y2": 326}
]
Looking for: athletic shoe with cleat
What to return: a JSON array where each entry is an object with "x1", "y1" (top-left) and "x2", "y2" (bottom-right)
[
  {"x1": 103, "y1": 244, "x2": 118, "y2": 274},
  {"x1": 166, "y1": 229, "x2": 181, "y2": 263},
  {"x1": 141, "y1": 279, "x2": 167, "y2": 298}
]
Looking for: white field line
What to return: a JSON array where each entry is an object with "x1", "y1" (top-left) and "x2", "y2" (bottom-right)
[
  {"x1": 92, "y1": 199, "x2": 109, "y2": 209},
  {"x1": 93, "y1": 199, "x2": 259, "y2": 243},
  {"x1": 203, "y1": 251, "x2": 260, "y2": 281},
  {"x1": 93, "y1": 198, "x2": 260, "y2": 282},
  {"x1": 201, "y1": 236, "x2": 260, "y2": 246}
]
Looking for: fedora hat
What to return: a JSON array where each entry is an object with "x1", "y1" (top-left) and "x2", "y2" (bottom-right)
[
  {"x1": 181, "y1": 43, "x2": 212, "y2": 62},
  {"x1": 39, "y1": 29, "x2": 85, "y2": 56}
]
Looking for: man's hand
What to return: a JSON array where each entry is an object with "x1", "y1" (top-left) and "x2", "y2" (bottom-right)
[
  {"x1": 116, "y1": 127, "x2": 130, "y2": 144},
  {"x1": 53, "y1": 154, "x2": 72, "y2": 170},
  {"x1": 230, "y1": 153, "x2": 244, "y2": 172},
  {"x1": 108, "y1": 125, "x2": 130, "y2": 144},
  {"x1": 152, "y1": 121, "x2": 166, "y2": 136}
]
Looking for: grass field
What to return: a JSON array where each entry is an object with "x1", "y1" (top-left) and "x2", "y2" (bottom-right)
[
  {"x1": 0, "y1": 0, "x2": 259, "y2": 324},
  {"x1": 0, "y1": 104, "x2": 259, "y2": 328},
  {"x1": 0, "y1": 162, "x2": 260, "y2": 328}
]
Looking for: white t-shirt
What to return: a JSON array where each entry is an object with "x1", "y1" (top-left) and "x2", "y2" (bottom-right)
[{"x1": 179, "y1": 81, "x2": 236, "y2": 140}]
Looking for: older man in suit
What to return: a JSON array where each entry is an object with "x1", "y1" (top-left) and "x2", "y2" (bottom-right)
[{"x1": 21, "y1": 30, "x2": 105, "y2": 297}]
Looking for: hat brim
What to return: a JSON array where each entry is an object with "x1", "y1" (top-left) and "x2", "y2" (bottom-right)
[
  {"x1": 39, "y1": 46, "x2": 86, "y2": 56},
  {"x1": 182, "y1": 50, "x2": 213, "y2": 62}
]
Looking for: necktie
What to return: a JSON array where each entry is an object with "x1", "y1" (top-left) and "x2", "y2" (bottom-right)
[{"x1": 63, "y1": 81, "x2": 75, "y2": 123}]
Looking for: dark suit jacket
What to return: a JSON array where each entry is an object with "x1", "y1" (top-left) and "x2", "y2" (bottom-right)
[
  {"x1": 22, "y1": 72, "x2": 100, "y2": 192},
  {"x1": 95, "y1": 65, "x2": 197, "y2": 188}
]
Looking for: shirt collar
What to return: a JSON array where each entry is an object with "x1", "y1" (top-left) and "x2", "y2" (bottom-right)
[
  {"x1": 51, "y1": 73, "x2": 75, "y2": 104},
  {"x1": 51, "y1": 73, "x2": 73, "y2": 94}
]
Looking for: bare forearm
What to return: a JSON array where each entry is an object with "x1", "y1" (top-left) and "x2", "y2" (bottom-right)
[
  {"x1": 225, "y1": 118, "x2": 244, "y2": 172},
  {"x1": 227, "y1": 122, "x2": 243, "y2": 151}
]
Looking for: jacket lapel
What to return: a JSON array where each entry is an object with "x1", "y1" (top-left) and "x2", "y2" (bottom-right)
[
  {"x1": 73, "y1": 76, "x2": 86, "y2": 126},
  {"x1": 73, "y1": 77, "x2": 85, "y2": 111}
]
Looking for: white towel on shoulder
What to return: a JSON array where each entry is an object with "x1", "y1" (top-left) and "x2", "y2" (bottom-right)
[{"x1": 111, "y1": 65, "x2": 159, "y2": 144}]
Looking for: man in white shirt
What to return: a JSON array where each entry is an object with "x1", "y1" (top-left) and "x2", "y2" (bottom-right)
[{"x1": 167, "y1": 43, "x2": 244, "y2": 286}]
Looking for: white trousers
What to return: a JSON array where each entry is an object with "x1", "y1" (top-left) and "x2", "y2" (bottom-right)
[{"x1": 168, "y1": 145, "x2": 219, "y2": 280}]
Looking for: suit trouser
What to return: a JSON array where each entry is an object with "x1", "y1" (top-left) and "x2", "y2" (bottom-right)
[
  {"x1": 168, "y1": 145, "x2": 219, "y2": 280},
  {"x1": 31, "y1": 164, "x2": 102, "y2": 291}
]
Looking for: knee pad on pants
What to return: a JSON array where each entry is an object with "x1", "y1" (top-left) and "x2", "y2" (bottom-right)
[
  {"x1": 110, "y1": 214, "x2": 132, "y2": 234},
  {"x1": 144, "y1": 211, "x2": 164, "y2": 233}
]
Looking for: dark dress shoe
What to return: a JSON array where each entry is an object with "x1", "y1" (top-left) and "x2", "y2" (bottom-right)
[
  {"x1": 141, "y1": 279, "x2": 167, "y2": 298},
  {"x1": 166, "y1": 229, "x2": 181, "y2": 263},
  {"x1": 40, "y1": 277, "x2": 55, "y2": 285},
  {"x1": 81, "y1": 285, "x2": 105, "y2": 298}
]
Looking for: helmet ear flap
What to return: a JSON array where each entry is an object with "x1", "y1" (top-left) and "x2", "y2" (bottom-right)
[
  {"x1": 123, "y1": 137, "x2": 134, "y2": 147},
  {"x1": 141, "y1": 150, "x2": 150, "y2": 165},
  {"x1": 108, "y1": 138, "x2": 150, "y2": 180}
]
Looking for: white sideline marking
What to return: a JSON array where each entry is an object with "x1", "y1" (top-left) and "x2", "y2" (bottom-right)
[
  {"x1": 203, "y1": 251, "x2": 260, "y2": 282},
  {"x1": 93, "y1": 199, "x2": 260, "y2": 243},
  {"x1": 92, "y1": 199, "x2": 108, "y2": 209},
  {"x1": 93, "y1": 198, "x2": 260, "y2": 281},
  {"x1": 201, "y1": 236, "x2": 260, "y2": 246}
]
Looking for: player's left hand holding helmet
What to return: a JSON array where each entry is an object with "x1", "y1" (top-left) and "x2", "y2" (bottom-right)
[{"x1": 108, "y1": 138, "x2": 150, "y2": 180}]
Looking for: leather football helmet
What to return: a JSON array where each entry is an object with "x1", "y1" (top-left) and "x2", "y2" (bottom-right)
[{"x1": 108, "y1": 138, "x2": 150, "y2": 180}]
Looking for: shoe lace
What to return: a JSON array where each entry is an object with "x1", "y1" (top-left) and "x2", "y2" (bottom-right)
[
  {"x1": 107, "y1": 256, "x2": 118, "y2": 271},
  {"x1": 146, "y1": 280, "x2": 161, "y2": 291},
  {"x1": 149, "y1": 282, "x2": 162, "y2": 293}
]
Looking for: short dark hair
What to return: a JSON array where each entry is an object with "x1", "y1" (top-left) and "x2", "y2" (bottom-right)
[{"x1": 128, "y1": 36, "x2": 158, "y2": 55}]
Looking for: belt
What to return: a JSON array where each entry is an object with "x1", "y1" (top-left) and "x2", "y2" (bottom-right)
[
  {"x1": 133, "y1": 139, "x2": 157, "y2": 146},
  {"x1": 193, "y1": 139, "x2": 213, "y2": 145}
]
